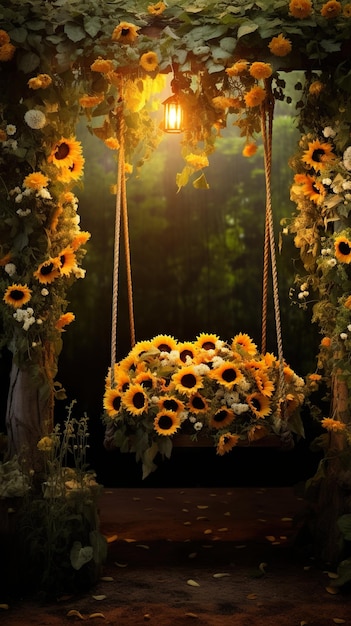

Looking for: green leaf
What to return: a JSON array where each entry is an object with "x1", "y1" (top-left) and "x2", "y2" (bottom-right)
[
  {"x1": 64, "y1": 21, "x2": 86, "y2": 43},
  {"x1": 84, "y1": 16, "x2": 102, "y2": 38},
  {"x1": 193, "y1": 173, "x2": 210, "y2": 189},
  {"x1": 8, "y1": 27, "x2": 27, "y2": 43},
  {"x1": 237, "y1": 21, "x2": 259, "y2": 39},
  {"x1": 219, "y1": 36, "x2": 237, "y2": 53},
  {"x1": 17, "y1": 51, "x2": 40, "y2": 73},
  {"x1": 332, "y1": 557, "x2": 351, "y2": 587},
  {"x1": 70, "y1": 541, "x2": 93, "y2": 570}
]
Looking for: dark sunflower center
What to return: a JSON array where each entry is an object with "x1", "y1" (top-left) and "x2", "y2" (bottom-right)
[
  {"x1": 312, "y1": 183, "x2": 321, "y2": 194},
  {"x1": 54, "y1": 142, "x2": 70, "y2": 160},
  {"x1": 60, "y1": 254, "x2": 66, "y2": 266},
  {"x1": 311, "y1": 148, "x2": 325, "y2": 163},
  {"x1": 214, "y1": 410, "x2": 228, "y2": 423},
  {"x1": 250, "y1": 398, "x2": 261, "y2": 412},
  {"x1": 202, "y1": 341, "x2": 216, "y2": 350},
  {"x1": 163, "y1": 399, "x2": 178, "y2": 411},
  {"x1": 122, "y1": 382, "x2": 129, "y2": 392},
  {"x1": 41, "y1": 262, "x2": 55, "y2": 275},
  {"x1": 157, "y1": 343, "x2": 172, "y2": 352},
  {"x1": 121, "y1": 28, "x2": 130, "y2": 37},
  {"x1": 140, "y1": 378, "x2": 153, "y2": 389},
  {"x1": 191, "y1": 395, "x2": 205, "y2": 410},
  {"x1": 222, "y1": 368, "x2": 237, "y2": 383},
  {"x1": 180, "y1": 349, "x2": 193, "y2": 362},
  {"x1": 10, "y1": 289, "x2": 24, "y2": 301},
  {"x1": 132, "y1": 391, "x2": 146, "y2": 409},
  {"x1": 339, "y1": 241, "x2": 351, "y2": 255},
  {"x1": 180, "y1": 373, "x2": 197, "y2": 388},
  {"x1": 112, "y1": 396, "x2": 121, "y2": 411},
  {"x1": 158, "y1": 414, "x2": 173, "y2": 430}
]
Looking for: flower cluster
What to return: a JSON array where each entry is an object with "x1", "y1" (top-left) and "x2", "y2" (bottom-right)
[{"x1": 103, "y1": 333, "x2": 305, "y2": 477}]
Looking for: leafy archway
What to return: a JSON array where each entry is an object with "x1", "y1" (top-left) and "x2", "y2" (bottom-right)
[{"x1": 1, "y1": 0, "x2": 351, "y2": 561}]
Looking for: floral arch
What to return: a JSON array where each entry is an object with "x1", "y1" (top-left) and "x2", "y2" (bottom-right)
[{"x1": 1, "y1": 0, "x2": 351, "y2": 562}]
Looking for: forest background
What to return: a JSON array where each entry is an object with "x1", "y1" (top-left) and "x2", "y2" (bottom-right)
[{"x1": 0, "y1": 76, "x2": 323, "y2": 487}]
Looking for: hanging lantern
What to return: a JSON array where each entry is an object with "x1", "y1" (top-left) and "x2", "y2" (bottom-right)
[{"x1": 163, "y1": 94, "x2": 183, "y2": 133}]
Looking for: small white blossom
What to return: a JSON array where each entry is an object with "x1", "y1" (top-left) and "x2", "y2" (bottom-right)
[
  {"x1": 23, "y1": 317, "x2": 35, "y2": 331},
  {"x1": 342, "y1": 180, "x2": 351, "y2": 190},
  {"x1": 322, "y1": 126, "x2": 336, "y2": 138},
  {"x1": 322, "y1": 178, "x2": 332, "y2": 186},
  {"x1": 343, "y1": 146, "x2": 351, "y2": 171},
  {"x1": 15, "y1": 194, "x2": 23, "y2": 204},
  {"x1": 36, "y1": 318, "x2": 43, "y2": 325},
  {"x1": 37, "y1": 187, "x2": 52, "y2": 200},
  {"x1": 321, "y1": 248, "x2": 331, "y2": 256},
  {"x1": 194, "y1": 363, "x2": 210, "y2": 375},
  {"x1": 194, "y1": 421, "x2": 203, "y2": 431},
  {"x1": 16, "y1": 208, "x2": 31, "y2": 217},
  {"x1": 150, "y1": 395, "x2": 159, "y2": 404},
  {"x1": 4, "y1": 263, "x2": 16, "y2": 276},
  {"x1": 298, "y1": 292, "x2": 306, "y2": 300},
  {"x1": 232, "y1": 402, "x2": 249, "y2": 414},
  {"x1": 327, "y1": 258, "x2": 337, "y2": 267},
  {"x1": 24, "y1": 109, "x2": 46, "y2": 130},
  {"x1": 23, "y1": 188, "x2": 32, "y2": 196},
  {"x1": 340, "y1": 332, "x2": 348, "y2": 340},
  {"x1": 6, "y1": 124, "x2": 16, "y2": 135},
  {"x1": 41, "y1": 288, "x2": 49, "y2": 296},
  {"x1": 72, "y1": 267, "x2": 86, "y2": 279},
  {"x1": 10, "y1": 186, "x2": 21, "y2": 195},
  {"x1": 300, "y1": 282, "x2": 308, "y2": 291},
  {"x1": 189, "y1": 415, "x2": 196, "y2": 423},
  {"x1": 302, "y1": 290, "x2": 309, "y2": 297}
]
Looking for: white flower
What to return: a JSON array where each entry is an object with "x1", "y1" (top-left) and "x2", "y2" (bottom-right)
[
  {"x1": 348, "y1": 325, "x2": 351, "y2": 332},
  {"x1": 189, "y1": 415, "x2": 196, "y2": 423},
  {"x1": 15, "y1": 194, "x2": 23, "y2": 204},
  {"x1": 36, "y1": 318, "x2": 43, "y2": 325},
  {"x1": 6, "y1": 124, "x2": 16, "y2": 135},
  {"x1": 321, "y1": 248, "x2": 331, "y2": 256},
  {"x1": 24, "y1": 109, "x2": 46, "y2": 130},
  {"x1": 72, "y1": 267, "x2": 86, "y2": 279},
  {"x1": 41, "y1": 288, "x2": 49, "y2": 296},
  {"x1": 298, "y1": 292, "x2": 306, "y2": 300},
  {"x1": 37, "y1": 187, "x2": 52, "y2": 200},
  {"x1": 327, "y1": 258, "x2": 337, "y2": 267},
  {"x1": 343, "y1": 146, "x2": 351, "y2": 171},
  {"x1": 300, "y1": 282, "x2": 308, "y2": 291},
  {"x1": 322, "y1": 178, "x2": 332, "y2": 186},
  {"x1": 232, "y1": 402, "x2": 249, "y2": 414},
  {"x1": 322, "y1": 126, "x2": 336, "y2": 138},
  {"x1": 340, "y1": 332, "x2": 348, "y2": 340},
  {"x1": 23, "y1": 317, "x2": 35, "y2": 331},
  {"x1": 16, "y1": 208, "x2": 31, "y2": 217},
  {"x1": 342, "y1": 180, "x2": 351, "y2": 190},
  {"x1": 194, "y1": 421, "x2": 203, "y2": 431},
  {"x1": 4, "y1": 263, "x2": 16, "y2": 276}
]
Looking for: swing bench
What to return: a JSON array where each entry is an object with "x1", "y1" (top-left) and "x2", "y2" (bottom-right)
[{"x1": 103, "y1": 79, "x2": 306, "y2": 479}]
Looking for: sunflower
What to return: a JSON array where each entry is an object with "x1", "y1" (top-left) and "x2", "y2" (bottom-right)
[
  {"x1": 57, "y1": 153, "x2": 85, "y2": 182},
  {"x1": 268, "y1": 33, "x2": 292, "y2": 57},
  {"x1": 209, "y1": 363, "x2": 243, "y2": 388},
  {"x1": 139, "y1": 51, "x2": 159, "y2": 72},
  {"x1": 0, "y1": 43, "x2": 16, "y2": 62},
  {"x1": 150, "y1": 334, "x2": 178, "y2": 353},
  {"x1": 308, "y1": 81, "x2": 324, "y2": 95},
  {"x1": 33, "y1": 258, "x2": 60, "y2": 284},
  {"x1": 111, "y1": 22, "x2": 140, "y2": 44},
  {"x1": 302, "y1": 139, "x2": 335, "y2": 171},
  {"x1": 335, "y1": 235, "x2": 351, "y2": 263},
  {"x1": 172, "y1": 365, "x2": 203, "y2": 396},
  {"x1": 225, "y1": 59, "x2": 249, "y2": 77},
  {"x1": 178, "y1": 341, "x2": 196, "y2": 363},
  {"x1": 90, "y1": 57, "x2": 114, "y2": 73},
  {"x1": 135, "y1": 371, "x2": 157, "y2": 390},
  {"x1": 247, "y1": 424, "x2": 269, "y2": 442},
  {"x1": 185, "y1": 153, "x2": 209, "y2": 169},
  {"x1": 49, "y1": 136, "x2": 82, "y2": 168},
  {"x1": 247, "y1": 393, "x2": 272, "y2": 418},
  {"x1": 188, "y1": 393, "x2": 209, "y2": 413},
  {"x1": 0, "y1": 29, "x2": 10, "y2": 45},
  {"x1": 148, "y1": 1, "x2": 166, "y2": 15},
  {"x1": 103, "y1": 387, "x2": 122, "y2": 416},
  {"x1": 232, "y1": 333, "x2": 257, "y2": 356},
  {"x1": 154, "y1": 411, "x2": 181, "y2": 436},
  {"x1": 28, "y1": 73, "x2": 52, "y2": 89},
  {"x1": 55, "y1": 312, "x2": 75, "y2": 330},
  {"x1": 104, "y1": 137, "x2": 120, "y2": 150},
  {"x1": 254, "y1": 372, "x2": 275, "y2": 397},
  {"x1": 79, "y1": 94, "x2": 105, "y2": 108},
  {"x1": 123, "y1": 383, "x2": 148, "y2": 415},
  {"x1": 320, "y1": 0, "x2": 342, "y2": 18},
  {"x1": 158, "y1": 396, "x2": 184, "y2": 414},
  {"x1": 249, "y1": 62, "x2": 272, "y2": 80},
  {"x1": 281, "y1": 394, "x2": 300, "y2": 417},
  {"x1": 195, "y1": 332, "x2": 219, "y2": 351},
  {"x1": 344, "y1": 3, "x2": 351, "y2": 16},
  {"x1": 301, "y1": 174, "x2": 326, "y2": 203},
  {"x1": 244, "y1": 85, "x2": 266, "y2": 107},
  {"x1": 50, "y1": 206, "x2": 63, "y2": 232},
  {"x1": 3, "y1": 283, "x2": 32, "y2": 308},
  {"x1": 289, "y1": 0, "x2": 313, "y2": 18},
  {"x1": 216, "y1": 433, "x2": 240, "y2": 455},
  {"x1": 70, "y1": 231, "x2": 91, "y2": 250},
  {"x1": 209, "y1": 408, "x2": 235, "y2": 430},
  {"x1": 23, "y1": 171, "x2": 49, "y2": 190},
  {"x1": 344, "y1": 296, "x2": 351, "y2": 309},
  {"x1": 58, "y1": 246, "x2": 76, "y2": 276}
]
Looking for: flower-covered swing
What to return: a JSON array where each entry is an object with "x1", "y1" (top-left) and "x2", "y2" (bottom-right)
[{"x1": 102, "y1": 77, "x2": 306, "y2": 478}]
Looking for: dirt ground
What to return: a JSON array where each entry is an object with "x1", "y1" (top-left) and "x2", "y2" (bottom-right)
[{"x1": 1, "y1": 486, "x2": 350, "y2": 626}]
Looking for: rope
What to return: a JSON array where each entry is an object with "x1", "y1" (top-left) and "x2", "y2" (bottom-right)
[
  {"x1": 110, "y1": 94, "x2": 136, "y2": 386},
  {"x1": 260, "y1": 79, "x2": 289, "y2": 434}
]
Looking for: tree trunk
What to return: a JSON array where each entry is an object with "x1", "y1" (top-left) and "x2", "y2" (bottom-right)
[
  {"x1": 313, "y1": 376, "x2": 351, "y2": 564},
  {"x1": 5, "y1": 343, "x2": 56, "y2": 473}
]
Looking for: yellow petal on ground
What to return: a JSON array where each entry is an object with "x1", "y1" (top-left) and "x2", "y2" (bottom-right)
[
  {"x1": 188, "y1": 552, "x2": 197, "y2": 559},
  {"x1": 136, "y1": 544, "x2": 150, "y2": 549},
  {"x1": 235, "y1": 544, "x2": 247, "y2": 549},
  {"x1": 105, "y1": 534, "x2": 118, "y2": 543},
  {"x1": 155, "y1": 496, "x2": 165, "y2": 500},
  {"x1": 332, "y1": 619, "x2": 346, "y2": 624},
  {"x1": 265, "y1": 535, "x2": 276, "y2": 542},
  {"x1": 132, "y1": 497, "x2": 141, "y2": 501},
  {"x1": 184, "y1": 521, "x2": 192, "y2": 526},
  {"x1": 326, "y1": 586, "x2": 339, "y2": 595},
  {"x1": 100, "y1": 576, "x2": 114, "y2": 581},
  {"x1": 185, "y1": 613, "x2": 199, "y2": 618},
  {"x1": 92, "y1": 595, "x2": 107, "y2": 601},
  {"x1": 114, "y1": 561, "x2": 128, "y2": 567},
  {"x1": 281, "y1": 517, "x2": 293, "y2": 521},
  {"x1": 327, "y1": 571, "x2": 339, "y2": 579},
  {"x1": 213, "y1": 573, "x2": 231, "y2": 578},
  {"x1": 182, "y1": 508, "x2": 189, "y2": 512},
  {"x1": 187, "y1": 579, "x2": 200, "y2": 587},
  {"x1": 196, "y1": 516, "x2": 208, "y2": 521},
  {"x1": 204, "y1": 529, "x2": 212, "y2": 534},
  {"x1": 197, "y1": 505, "x2": 209, "y2": 509},
  {"x1": 247, "y1": 593, "x2": 257, "y2": 600},
  {"x1": 124, "y1": 538, "x2": 136, "y2": 543},
  {"x1": 89, "y1": 613, "x2": 106, "y2": 619},
  {"x1": 0, "y1": 604, "x2": 9, "y2": 610},
  {"x1": 217, "y1": 528, "x2": 228, "y2": 532},
  {"x1": 303, "y1": 566, "x2": 312, "y2": 571},
  {"x1": 67, "y1": 609, "x2": 85, "y2": 619},
  {"x1": 224, "y1": 512, "x2": 231, "y2": 516}
]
